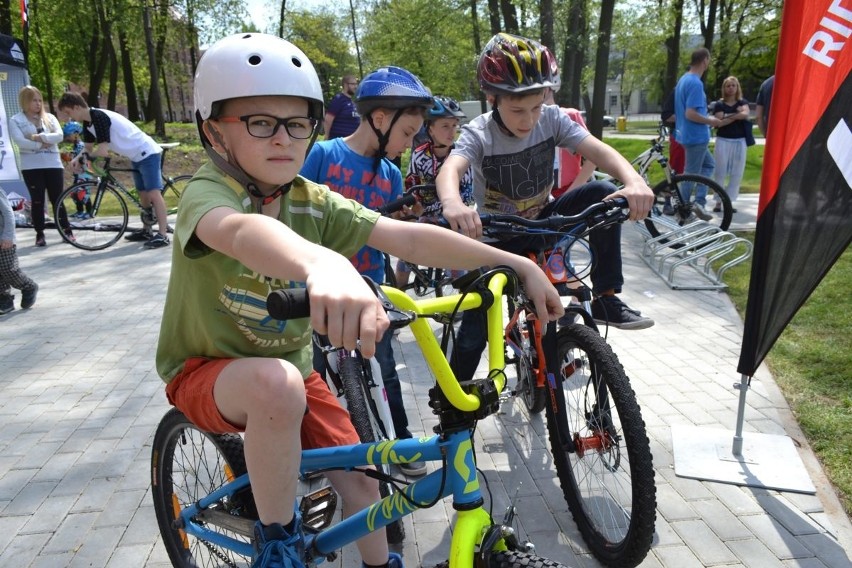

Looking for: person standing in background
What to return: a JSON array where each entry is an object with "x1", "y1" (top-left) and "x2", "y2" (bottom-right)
[
  {"x1": 0, "y1": 187, "x2": 39, "y2": 314},
  {"x1": 712, "y1": 76, "x2": 750, "y2": 212},
  {"x1": 755, "y1": 74, "x2": 775, "y2": 137},
  {"x1": 9, "y1": 85, "x2": 73, "y2": 247},
  {"x1": 323, "y1": 74, "x2": 360, "y2": 139},
  {"x1": 674, "y1": 47, "x2": 729, "y2": 219}
]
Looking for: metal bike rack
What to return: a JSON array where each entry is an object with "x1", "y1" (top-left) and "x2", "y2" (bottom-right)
[{"x1": 635, "y1": 216, "x2": 753, "y2": 290}]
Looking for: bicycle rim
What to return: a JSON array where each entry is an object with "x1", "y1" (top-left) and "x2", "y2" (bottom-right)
[
  {"x1": 645, "y1": 174, "x2": 732, "y2": 248},
  {"x1": 152, "y1": 409, "x2": 254, "y2": 568},
  {"x1": 164, "y1": 174, "x2": 191, "y2": 214},
  {"x1": 545, "y1": 325, "x2": 655, "y2": 567},
  {"x1": 58, "y1": 182, "x2": 128, "y2": 250}
]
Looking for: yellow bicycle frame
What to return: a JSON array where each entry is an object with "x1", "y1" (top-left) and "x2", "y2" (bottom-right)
[{"x1": 382, "y1": 273, "x2": 512, "y2": 566}]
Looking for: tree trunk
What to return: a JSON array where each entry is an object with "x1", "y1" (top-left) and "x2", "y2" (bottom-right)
[
  {"x1": 663, "y1": 0, "x2": 684, "y2": 97},
  {"x1": 107, "y1": 40, "x2": 118, "y2": 110},
  {"x1": 588, "y1": 0, "x2": 615, "y2": 137},
  {"x1": 470, "y1": 0, "x2": 488, "y2": 114},
  {"x1": 88, "y1": 1, "x2": 111, "y2": 109},
  {"x1": 143, "y1": 4, "x2": 165, "y2": 135},
  {"x1": 119, "y1": 29, "x2": 140, "y2": 121},
  {"x1": 161, "y1": 66, "x2": 173, "y2": 122},
  {"x1": 487, "y1": 0, "x2": 500, "y2": 34},
  {"x1": 500, "y1": 0, "x2": 518, "y2": 33},
  {"x1": 539, "y1": 0, "x2": 554, "y2": 55},
  {"x1": 0, "y1": 0, "x2": 12, "y2": 36},
  {"x1": 561, "y1": 0, "x2": 587, "y2": 108},
  {"x1": 30, "y1": 3, "x2": 55, "y2": 114},
  {"x1": 278, "y1": 0, "x2": 286, "y2": 38}
]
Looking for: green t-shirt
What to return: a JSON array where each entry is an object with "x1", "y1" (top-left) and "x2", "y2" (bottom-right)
[{"x1": 156, "y1": 162, "x2": 380, "y2": 383}]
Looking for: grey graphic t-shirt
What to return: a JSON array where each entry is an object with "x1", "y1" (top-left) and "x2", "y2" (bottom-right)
[{"x1": 450, "y1": 104, "x2": 589, "y2": 218}]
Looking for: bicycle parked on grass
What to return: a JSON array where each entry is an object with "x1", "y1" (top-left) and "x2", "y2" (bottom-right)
[
  {"x1": 55, "y1": 142, "x2": 191, "y2": 251},
  {"x1": 602, "y1": 122, "x2": 733, "y2": 243},
  {"x1": 151, "y1": 278, "x2": 574, "y2": 568}
]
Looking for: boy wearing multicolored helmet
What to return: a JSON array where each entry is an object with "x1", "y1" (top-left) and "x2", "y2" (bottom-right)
[
  {"x1": 394, "y1": 95, "x2": 475, "y2": 287},
  {"x1": 300, "y1": 66, "x2": 435, "y2": 478},
  {"x1": 156, "y1": 33, "x2": 562, "y2": 568},
  {"x1": 437, "y1": 32, "x2": 655, "y2": 382},
  {"x1": 61, "y1": 121, "x2": 94, "y2": 217}
]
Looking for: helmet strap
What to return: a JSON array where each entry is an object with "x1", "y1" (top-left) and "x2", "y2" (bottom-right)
[
  {"x1": 491, "y1": 106, "x2": 516, "y2": 138},
  {"x1": 366, "y1": 108, "x2": 405, "y2": 176}
]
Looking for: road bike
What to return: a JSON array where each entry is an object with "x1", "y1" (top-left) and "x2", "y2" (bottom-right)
[
  {"x1": 601, "y1": 122, "x2": 733, "y2": 245},
  {"x1": 54, "y1": 143, "x2": 191, "y2": 251},
  {"x1": 151, "y1": 278, "x2": 574, "y2": 568}
]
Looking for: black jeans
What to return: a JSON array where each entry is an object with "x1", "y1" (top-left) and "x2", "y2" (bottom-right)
[
  {"x1": 450, "y1": 180, "x2": 624, "y2": 383},
  {"x1": 24, "y1": 167, "x2": 67, "y2": 236}
]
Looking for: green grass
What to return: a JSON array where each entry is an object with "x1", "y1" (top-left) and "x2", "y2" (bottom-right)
[
  {"x1": 719, "y1": 235, "x2": 852, "y2": 516},
  {"x1": 603, "y1": 136, "x2": 764, "y2": 193}
]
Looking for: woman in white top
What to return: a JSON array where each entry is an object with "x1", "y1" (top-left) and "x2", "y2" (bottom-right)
[{"x1": 10, "y1": 85, "x2": 73, "y2": 246}]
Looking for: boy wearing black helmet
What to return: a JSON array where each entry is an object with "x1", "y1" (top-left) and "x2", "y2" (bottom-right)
[
  {"x1": 437, "y1": 32, "x2": 655, "y2": 383},
  {"x1": 157, "y1": 34, "x2": 562, "y2": 568}
]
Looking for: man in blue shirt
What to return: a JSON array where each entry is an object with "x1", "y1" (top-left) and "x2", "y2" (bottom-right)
[
  {"x1": 323, "y1": 74, "x2": 360, "y2": 139},
  {"x1": 674, "y1": 47, "x2": 725, "y2": 218}
]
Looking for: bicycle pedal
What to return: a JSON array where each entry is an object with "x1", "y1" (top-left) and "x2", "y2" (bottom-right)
[{"x1": 299, "y1": 486, "x2": 338, "y2": 532}]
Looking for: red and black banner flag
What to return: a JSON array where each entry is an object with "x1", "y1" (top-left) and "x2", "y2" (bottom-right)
[{"x1": 738, "y1": 0, "x2": 852, "y2": 376}]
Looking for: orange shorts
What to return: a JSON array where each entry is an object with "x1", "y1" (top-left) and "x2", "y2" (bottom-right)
[{"x1": 165, "y1": 357, "x2": 359, "y2": 450}]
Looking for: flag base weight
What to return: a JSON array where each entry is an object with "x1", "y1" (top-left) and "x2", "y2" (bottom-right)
[{"x1": 672, "y1": 425, "x2": 815, "y2": 494}]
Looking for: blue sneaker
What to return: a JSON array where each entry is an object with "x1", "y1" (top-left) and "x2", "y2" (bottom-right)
[
  {"x1": 363, "y1": 552, "x2": 404, "y2": 568},
  {"x1": 252, "y1": 516, "x2": 305, "y2": 568}
]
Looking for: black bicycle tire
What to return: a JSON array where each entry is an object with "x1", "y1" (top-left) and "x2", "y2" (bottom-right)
[
  {"x1": 507, "y1": 300, "x2": 547, "y2": 414},
  {"x1": 151, "y1": 408, "x2": 254, "y2": 568},
  {"x1": 339, "y1": 356, "x2": 406, "y2": 545},
  {"x1": 545, "y1": 324, "x2": 655, "y2": 567},
  {"x1": 644, "y1": 174, "x2": 732, "y2": 247},
  {"x1": 486, "y1": 549, "x2": 571, "y2": 568},
  {"x1": 57, "y1": 181, "x2": 129, "y2": 251}
]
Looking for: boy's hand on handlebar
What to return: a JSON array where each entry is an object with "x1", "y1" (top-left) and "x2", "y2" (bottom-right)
[
  {"x1": 609, "y1": 180, "x2": 654, "y2": 221},
  {"x1": 441, "y1": 199, "x2": 482, "y2": 239},
  {"x1": 517, "y1": 260, "x2": 565, "y2": 324},
  {"x1": 306, "y1": 260, "x2": 389, "y2": 358}
]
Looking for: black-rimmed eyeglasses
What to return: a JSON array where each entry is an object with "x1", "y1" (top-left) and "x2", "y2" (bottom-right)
[{"x1": 217, "y1": 115, "x2": 318, "y2": 139}]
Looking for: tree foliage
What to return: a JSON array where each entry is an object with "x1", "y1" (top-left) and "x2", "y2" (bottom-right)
[{"x1": 3, "y1": 0, "x2": 781, "y2": 124}]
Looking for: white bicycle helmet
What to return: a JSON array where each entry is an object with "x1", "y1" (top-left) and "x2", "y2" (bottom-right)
[
  {"x1": 193, "y1": 33, "x2": 324, "y2": 210},
  {"x1": 194, "y1": 33, "x2": 324, "y2": 121}
]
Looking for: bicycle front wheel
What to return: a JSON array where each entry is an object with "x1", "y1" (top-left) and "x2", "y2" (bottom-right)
[
  {"x1": 151, "y1": 408, "x2": 255, "y2": 568},
  {"x1": 339, "y1": 356, "x2": 406, "y2": 545},
  {"x1": 546, "y1": 324, "x2": 655, "y2": 567},
  {"x1": 57, "y1": 182, "x2": 129, "y2": 251},
  {"x1": 645, "y1": 173, "x2": 732, "y2": 246}
]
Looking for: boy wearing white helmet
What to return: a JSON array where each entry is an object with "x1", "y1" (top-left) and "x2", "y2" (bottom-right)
[{"x1": 155, "y1": 33, "x2": 563, "y2": 568}]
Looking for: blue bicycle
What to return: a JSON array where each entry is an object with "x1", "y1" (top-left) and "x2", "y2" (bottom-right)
[{"x1": 150, "y1": 274, "x2": 571, "y2": 568}]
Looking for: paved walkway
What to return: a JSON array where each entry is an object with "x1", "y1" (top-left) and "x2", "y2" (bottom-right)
[{"x1": 0, "y1": 202, "x2": 850, "y2": 567}]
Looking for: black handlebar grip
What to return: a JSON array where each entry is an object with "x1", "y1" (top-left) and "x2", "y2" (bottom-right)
[
  {"x1": 267, "y1": 288, "x2": 310, "y2": 320},
  {"x1": 377, "y1": 193, "x2": 417, "y2": 215}
]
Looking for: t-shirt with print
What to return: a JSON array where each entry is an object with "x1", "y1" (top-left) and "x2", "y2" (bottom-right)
[
  {"x1": 83, "y1": 108, "x2": 162, "y2": 162},
  {"x1": 674, "y1": 73, "x2": 711, "y2": 146},
  {"x1": 300, "y1": 138, "x2": 402, "y2": 284},
  {"x1": 450, "y1": 104, "x2": 589, "y2": 219},
  {"x1": 326, "y1": 93, "x2": 360, "y2": 139},
  {"x1": 155, "y1": 162, "x2": 379, "y2": 383},
  {"x1": 405, "y1": 141, "x2": 474, "y2": 218}
]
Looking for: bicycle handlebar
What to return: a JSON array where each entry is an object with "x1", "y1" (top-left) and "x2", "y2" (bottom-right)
[
  {"x1": 376, "y1": 193, "x2": 416, "y2": 216},
  {"x1": 479, "y1": 197, "x2": 629, "y2": 231}
]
